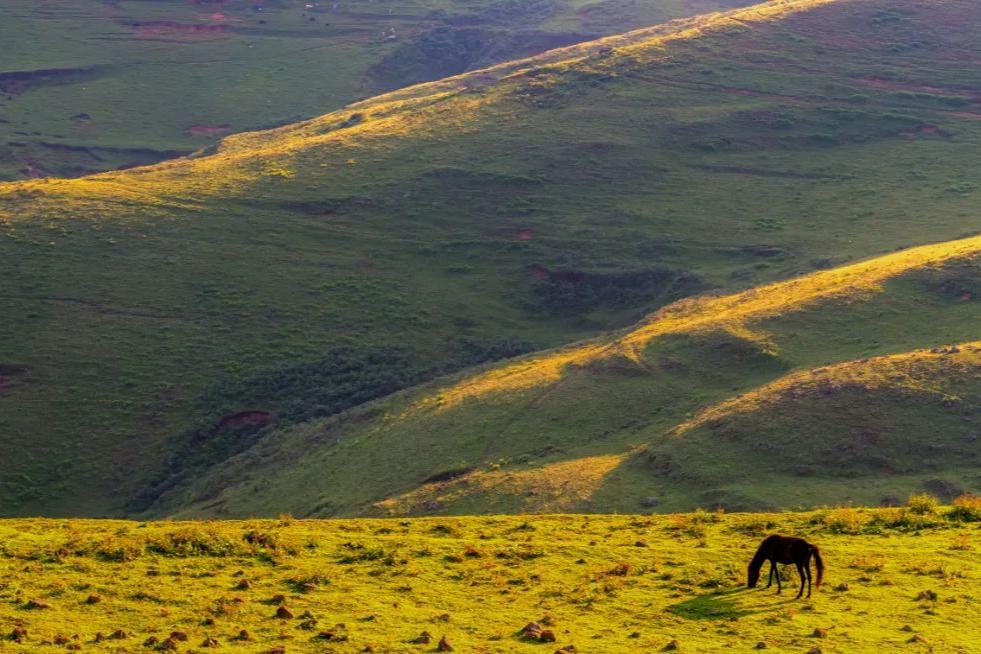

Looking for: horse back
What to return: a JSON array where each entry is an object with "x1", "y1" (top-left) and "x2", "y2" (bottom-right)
[{"x1": 765, "y1": 535, "x2": 812, "y2": 564}]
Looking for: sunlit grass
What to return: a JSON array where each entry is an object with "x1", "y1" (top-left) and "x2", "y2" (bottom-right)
[{"x1": 0, "y1": 507, "x2": 977, "y2": 653}]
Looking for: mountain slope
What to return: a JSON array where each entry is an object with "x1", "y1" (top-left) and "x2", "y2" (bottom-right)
[
  {"x1": 2, "y1": 0, "x2": 981, "y2": 516},
  {"x1": 0, "y1": 0, "x2": 754, "y2": 179},
  {"x1": 164, "y1": 233, "x2": 981, "y2": 517}
]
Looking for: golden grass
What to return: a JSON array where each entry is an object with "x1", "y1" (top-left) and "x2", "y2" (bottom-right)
[
  {"x1": 409, "y1": 235, "x2": 981, "y2": 413},
  {"x1": 0, "y1": 0, "x2": 842, "y2": 223},
  {"x1": 373, "y1": 454, "x2": 626, "y2": 515},
  {"x1": 673, "y1": 342, "x2": 981, "y2": 435},
  {"x1": 0, "y1": 509, "x2": 977, "y2": 653}
]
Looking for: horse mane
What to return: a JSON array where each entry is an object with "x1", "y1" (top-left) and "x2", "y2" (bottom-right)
[{"x1": 749, "y1": 535, "x2": 777, "y2": 570}]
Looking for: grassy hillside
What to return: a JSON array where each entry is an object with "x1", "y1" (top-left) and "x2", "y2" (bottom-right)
[
  {"x1": 166, "y1": 234, "x2": 981, "y2": 517},
  {"x1": 2, "y1": 0, "x2": 981, "y2": 516},
  {"x1": 0, "y1": 505, "x2": 979, "y2": 652},
  {"x1": 0, "y1": 0, "x2": 752, "y2": 180}
]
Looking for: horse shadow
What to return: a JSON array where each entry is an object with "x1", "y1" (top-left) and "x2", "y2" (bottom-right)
[{"x1": 667, "y1": 587, "x2": 790, "y2": 620}]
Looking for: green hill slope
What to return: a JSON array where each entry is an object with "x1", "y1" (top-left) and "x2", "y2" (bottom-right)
[
  {"x1": 2, "y1": 0, "x2": 981, "y2": 516},
  {"x1": 162, "y1": 234, "x2": 981, "y2": 517},
  {"x1": 0, "y1": 0, "x2": 753, "y2": 179}
]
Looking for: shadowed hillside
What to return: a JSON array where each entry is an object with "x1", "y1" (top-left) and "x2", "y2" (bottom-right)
[
  {"x1": 162, "y1": 234, "x2": 981, "y2": 517},
  {"x1": 0, "y1": 0, "x2": 753, "y2": 179},
  {"x1": 2, "y1": 0, "x2": 981, "y2": 516}
]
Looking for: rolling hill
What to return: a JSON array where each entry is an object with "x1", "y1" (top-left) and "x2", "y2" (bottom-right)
[
  {"x1": 2, "y1": 0, "x2": 981, "y2": 517},
  {"x1": 163, "y1": 233, "x2": 981, "y2": 517},
  {"x1": 0, "y1": 0, "x2": 753, "y2": 179}
]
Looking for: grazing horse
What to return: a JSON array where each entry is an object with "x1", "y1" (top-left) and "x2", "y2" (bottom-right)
[{"x1": 747, "y1": 535, "x2": 823, "y2": 599}]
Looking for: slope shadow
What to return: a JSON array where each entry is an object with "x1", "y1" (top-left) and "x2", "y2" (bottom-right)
[{"x1": 667, "y1": 587, "x2": 790, "y2": 620}]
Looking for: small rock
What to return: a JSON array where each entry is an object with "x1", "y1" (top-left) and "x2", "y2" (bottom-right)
[
  {"x1": 915, "y1": 590, "x2": 937, "y2": 601},
  {"x1": 628, "y1": 631, "x2": 641, "y2": 639},
  {"x1": 908, "y1": 634, "x2": 928, "y2": 644},
  {"x1": 264, "y1": 647, "x2": 286, "y2": 654},
  {"x1": 275, "y1": 605, "x2": 294, "y2": 619},
  {"x1": 158, "y1": 637, "x2": 178, "y2": 651},
  {"x1": 201, "y1": 637, "x2": 220, "y2": 647},
  {"x1": 813, "y1": 627, "x2": 828, "y2": 638},
  {"x1": 109, "y1": 630, "x2": 128, "y2": 640},
  {"x1": 202, "y1": 618, "x2": 215, "y2": 626},
  {"x1": 540, "y1": 630, "x2": 557, "y2": 643},
  {"x1": 520, "y1": 622, "x2": 543, "y2": 640},
  {"x1": 170, "y1": 631, "x2": 189, "y2": 642},
  {"x1": 555, "y1": 647, "x2": 576, "y2": 654},
  {"x1": 437, "y1": 635, "x2": 453, "y2": 651},
  {"x1": 411, "y1": 631, "x2": 432, "y2": 644},
  {"x1": 755, "y1": 642, "x2": 767, "y2": 649},
  {"x1": 235, "y1": 579, "x2": 251, "y2": 590},
  {"x1": 24, "y1": 599, "x2": 51, "y2": 610},
  {"x1": 664, "y1": 640, "x2": 681, "y2": 651},
  {"x1": 85, "y1": 594, "x2": 102, "y2": 605},
  {"x1": 54, "y1": 634, "x2": 70, "y2": 645},
  {"x1": 144, "y1": 636, "x2": 160, "y2": 647},
  {"x1": 271, "y1": 594, "x2": 287, "y2": 604},
  {"x1": 9, "y1": 627, "x2": 27, "y2": 643},
  {"x1": 232, "y1": 630, "x2": 251, "y2": 642},
  {"x1": 807, "y1": 648, "x2": 823, "y2": 654}
]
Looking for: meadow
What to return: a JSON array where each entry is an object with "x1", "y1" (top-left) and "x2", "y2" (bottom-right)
[{"x1": 1, "y1": 499, "x2": 978, "y2": 653}]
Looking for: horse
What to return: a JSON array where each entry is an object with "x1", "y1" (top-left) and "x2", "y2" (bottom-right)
[{"x1": 747, "y1": 534, "x2": 823, "y2": 599}]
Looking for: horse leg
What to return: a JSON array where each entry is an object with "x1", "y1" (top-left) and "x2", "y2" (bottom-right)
[
  {"x1": 795, "y1": 562, "x2": 805, "y2": 599},
  {"x1": 766, "y1": 561, "x2": 775, "y2": 589},
  {"x1": 773, "y1": 561, "x2": 781, "y2": 594},
  {"x1": 805, "y1": 558, "x2": 812, "y2": 598}
]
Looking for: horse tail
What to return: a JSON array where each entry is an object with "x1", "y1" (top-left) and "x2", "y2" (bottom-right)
[{"x1": 811, "y1": 545, "x2": 824, "y2": 589}]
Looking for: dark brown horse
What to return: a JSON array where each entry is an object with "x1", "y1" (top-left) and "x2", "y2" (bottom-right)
[{"x1": 747, "y1": 535, "x2": 823, "y2": 599}]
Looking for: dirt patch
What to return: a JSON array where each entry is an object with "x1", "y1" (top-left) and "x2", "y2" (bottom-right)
[
  {"x1": 858, "y1": 76, "x2": 981, "y2": 99},
  {"x1": 495, "y1": 227, "x2": 535, "y2": 241},
  {"x1": 130, "y1": 21, "x2": 230, "y2": 38},
  {"x1": 216, "y1": 411, "x2": 271, "y2": 431},
  {"x1": 186, "y1": 124, "x2": 231, "y2": 137}
]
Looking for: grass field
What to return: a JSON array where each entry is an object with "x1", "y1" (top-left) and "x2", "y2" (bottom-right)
[
  {"x1": 0, "y1": 0, "x2": 751, "y2": 180},
  {"x1": 167, "y1": 235, "x2": 981, "y2": 518},
  {"x1": 0, "y1": 503, "x2": 978, "y2": 652},
  {"x1": 2, "y1": 0, "x2": 981, "y2": 517}
]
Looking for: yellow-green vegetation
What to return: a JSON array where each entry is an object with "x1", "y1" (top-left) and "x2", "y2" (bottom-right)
[
  {"x1": 3, "y1": 0, "x2": 981, "y2": 517},
  {"x1": 1, "y1": 503, "x2": 978, "y2": 652},
  {"x1": 169, "y1": 238, "x2": 981, "y2": 517},
  {"x1": 0, "y1": 0, "x2": 753, "y2": 179}
]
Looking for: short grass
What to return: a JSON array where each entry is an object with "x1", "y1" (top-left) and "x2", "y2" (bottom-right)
[
  {"x1": 0, "y1": 505, "x2": 978, "y2": 653},
  {"x1": 2, "y1": 0, "x2": 981, "y2": 516},
  {"x1": 170, "y1": 242, "x2": 981, "y2": 518},
  {"x1": 0, "y1": 0, "x2": 752, "y2": 179}
]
